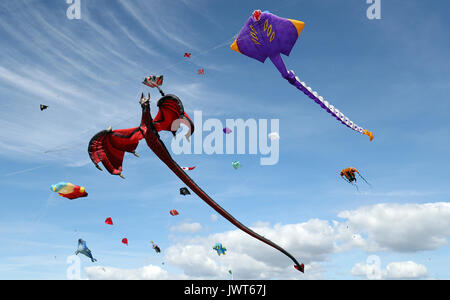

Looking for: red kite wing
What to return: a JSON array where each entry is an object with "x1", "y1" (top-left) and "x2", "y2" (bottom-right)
[{"x1": 88, "y1": 127, "x2": 144, "y2": 176}]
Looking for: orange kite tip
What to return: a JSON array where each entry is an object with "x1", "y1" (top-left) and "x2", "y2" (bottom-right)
[
  {"x1": 288, "y1": 19, "x2": 305, "y2": 36},
  {"x1": 364, "y1": 130, "x2": 374, "y2": 141},
  {"x1": 230, "y1": 39, "x2": 240, "y2": 53}
]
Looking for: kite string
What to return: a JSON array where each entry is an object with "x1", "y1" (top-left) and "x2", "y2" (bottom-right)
[
  {"x1": 43, "y1": 4, "x2": 300, "y2": 155},
  {"x1": 43, "y1": 110, "x2": 140, "y2": 154},
  {"x1": 157, "y1": 1, "x2": 302, "y2": 73}
]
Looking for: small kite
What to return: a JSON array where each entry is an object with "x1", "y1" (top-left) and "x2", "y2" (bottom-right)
[
  {"x1": 268, "y1": 132, "x2": 280, "y2": 141},
  {"x1": 75, "y1": 239, "x2": 97, "y2": 262},
  {"x1": 184, "y1": 53, "x2": 191, "y2": 58},
  {"x1": 122, "y1": 238, "x2": 128, "y2": 246},
  {"x1": 231, "y1": 10, "x2": 374, "y2": 142},
  {"x1": 105, "y1": 217, "x2": 113, "y2": 225},
  {"x1": 340, "y1": 167, "x2": 371, "y2": 191},
  {"x1": 170, "y1": 209, "x2": 179, "y2": 216},
  {"x1": 232, "y1": 161, "x2": 241, "y2": 170},
  {"x1": 87, "y1": 76, "x2": 304, "y2": 273},
  {"x1": 197, "y1": 68, "x2": 205, "y2": 75},
  {"x1": 180, "y1": 187, "x2": 191, "y2": 196},
  {"x1": 151, "y1": 241, "x2": 161, "y2": 253},
  {"x1": 223, "y1": 127, "x2": 232, "y2": 134},
  {"x1": 40, "y1": 104, "x2": 48, "y2": 111},
  {"x1": 51, "y1": 182, "x2": 87, "y2": 200},
  {"x1": 143, "y1": 75, "x2": 163, "y2": 88},
  {"x1": 213, "y1": 243, "x2": 227, "y2": 256},
  {"x1": 182, "y1": 166, "x2": 196, "y2": 171}
]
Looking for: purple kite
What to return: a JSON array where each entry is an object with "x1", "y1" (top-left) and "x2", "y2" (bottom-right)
[
  {"x1": 223, "y1": 127, "x2": 232, "y2": 134},
  {"x1": 231, "y1": 10, "x2": 374, "y2": 141}
]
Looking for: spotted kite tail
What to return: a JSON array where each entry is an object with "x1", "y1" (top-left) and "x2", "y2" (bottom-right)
[{"x1": 269, "y1": 55, "x2": 374, "y2": 141}]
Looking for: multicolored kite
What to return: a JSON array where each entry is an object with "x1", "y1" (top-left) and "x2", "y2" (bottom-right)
[
  {"x1": 182, "y1": 166, "x2": 196, "y2": 171},
  {"x1": 212, "y1": 243, "x2": 227, "y2": 256},
  {"x1": 151, "y1": 241, "x2": 161, "y2": 253},
  {"x1": 51, "y1": 182, "x2": 87, "y2": 200},
  {"x1": 231, "y1": 10, "x2": 374, "y2": 141}
]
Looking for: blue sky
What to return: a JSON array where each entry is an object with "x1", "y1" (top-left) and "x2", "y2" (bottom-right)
[{"x1": 0, "y1": 0, "x2": 449, "y2": 280}]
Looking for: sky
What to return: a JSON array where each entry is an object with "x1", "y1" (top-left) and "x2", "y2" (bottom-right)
[{"x1": 0, "y1": 0, "x2": 449, "y2": 280}]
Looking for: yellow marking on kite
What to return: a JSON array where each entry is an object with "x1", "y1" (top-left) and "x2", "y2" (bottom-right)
[
  {"x1": 267, "y1": 24, "x2": 272, "y2": 37},
  {"x1": 251, "y1": 38, "x2": 261, "y2": 45},
  {"x1": 270, "y1": 32, "x2": 275, "y2": 42}
]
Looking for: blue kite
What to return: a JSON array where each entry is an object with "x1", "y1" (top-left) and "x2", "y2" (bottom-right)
[{"x1": 75, "y1": 239, "x2": 97, "y2": 262}]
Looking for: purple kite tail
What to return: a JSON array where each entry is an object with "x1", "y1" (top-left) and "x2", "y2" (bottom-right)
[{"x1": 269, "y1": 55, "x2": 374, "y2": 141}]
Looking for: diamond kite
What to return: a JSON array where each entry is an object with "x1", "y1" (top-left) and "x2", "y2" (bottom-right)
[
  {"x1": 232, "y1": 161, "x2": 241, "y2": 170},
  {"x1": 180, "y1": 187, "x2": 191, "y2": 196}
]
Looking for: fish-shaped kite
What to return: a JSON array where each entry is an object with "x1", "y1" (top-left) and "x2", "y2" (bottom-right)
[
  {"x1": 231, "y1": 10, "x2": 374, "y2": 141},
  {"x1": 75, "y1": 239, "x2": 97, "y2": 262},
  {"x1": 51, "y1": 182, "x2": 88, "y2": 200}
]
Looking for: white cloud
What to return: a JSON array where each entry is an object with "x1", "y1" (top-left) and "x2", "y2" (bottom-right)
[
  {"x1": 338, "y1": 202, "x2": 450, "y2": 252},
  {"x1": 170, "y1": 222, "x2": 203, "y2": 233},
  {"x1": 163, "y1": 219, "x2": 338, "y2": 279},
  {"x1": 82, "y1": 201, "x2": 450, "y2": 279},
  {"x1": 85, "y1": 265, "x2": 171, "y2": 280},
  {"x1": 384, "y1": 261, "x2": 428, "y2": 279},
  {"x1": 210, "y1": 214, "x2": 218, "y2": 222},
  {"x1": 351, "y1": 260, "x2": 428, "y2": 280}
]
